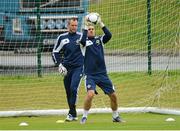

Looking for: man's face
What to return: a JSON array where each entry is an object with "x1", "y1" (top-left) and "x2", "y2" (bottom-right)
[
  {"x1": 87, "y1": 26, "x2": 95, "y2": 38},
  {"x1": 68, "y1": 19, "x2": 78, "y2": 33}
]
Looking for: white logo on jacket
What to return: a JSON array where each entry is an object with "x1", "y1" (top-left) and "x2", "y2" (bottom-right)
[
  {"x1": 86, "y1": 40, "x2": 93, "y2": 47},
  {"x1": 61, "y1": 38, "x2": 69, "y2": 45}
]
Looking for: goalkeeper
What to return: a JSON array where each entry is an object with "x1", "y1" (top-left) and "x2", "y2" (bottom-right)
[
  {"x1": 80, "y1": 14, "x2": 125, "y2": 124},
  {"x1": 52, "y1": 17, "x2": 86, "y2": 122}
]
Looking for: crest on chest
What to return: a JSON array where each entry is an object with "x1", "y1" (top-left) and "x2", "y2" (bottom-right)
[{"x1": 95, "y1": 39, "x2": 100, "y2": 45}]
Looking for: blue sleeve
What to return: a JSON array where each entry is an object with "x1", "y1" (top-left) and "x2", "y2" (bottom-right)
[
  {"x1": 52, "y1": 36, "x2": 64, "y2": 66},
  {"x1": 80, "y1": 29, "x2": 88, "y2": 46},
  {"x1": 52, "y1": 52, "x2": 63, "y2": 66},
  {"x1": 102, "y1": 26, "x2": 112, "y2": 44}
]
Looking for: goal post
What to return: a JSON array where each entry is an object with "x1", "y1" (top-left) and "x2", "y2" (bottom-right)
[{"x1": 1, "y1": 107, "x2": 180, "y2": 118}]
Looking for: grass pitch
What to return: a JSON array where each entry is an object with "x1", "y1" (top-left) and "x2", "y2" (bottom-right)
[
  {"x1": 0, "y1": 113, "x2": 180, "y2": 130},
  {"x1": 0, "y1": 72, "x2": 180, "y2": 130}
]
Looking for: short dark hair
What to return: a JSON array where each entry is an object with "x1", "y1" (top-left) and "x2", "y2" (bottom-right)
[{"x1": 67, "y1": 17, "x2": 78, "y2": 25}]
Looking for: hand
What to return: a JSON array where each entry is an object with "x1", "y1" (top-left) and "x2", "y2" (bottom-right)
[
  {"x1": 84, "y1": 15, "x2": 92, "y2": 30},
  {"x1": 97, "y1": 15, "x2": 101, "y2": 24},
  {"x1": 58, "y1": 63, "x2": 67, "y2": 76},
  {"x1": 97, "y1": 14, "x2": 105, "y2": 28}
]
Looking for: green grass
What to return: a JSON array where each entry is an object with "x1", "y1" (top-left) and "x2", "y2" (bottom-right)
[
  {"x1": 0, "y1": 113, "x2": 180, "y2": 130},
  {"x1": 0, "y1": 72, "x2": 180, "y2": 130},
  {"x1": 88, "y1": 0, "x2": 179, "y2": 52},
  {"x1": 0, "y1": 71, "x2": 180, "y2": 110}
]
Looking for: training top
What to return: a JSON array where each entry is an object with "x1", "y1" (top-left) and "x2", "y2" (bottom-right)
[
  {"x1": 52, "y1": 32, "x2": 86, "y2": 70},
  {"x1": 83, "y1": 27, "x2": 112, "y2": 75}
]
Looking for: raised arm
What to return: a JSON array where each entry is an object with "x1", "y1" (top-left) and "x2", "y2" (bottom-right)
[
  {"x1": 97, "y1": 15, "x2": 112, "y2": 44},
  {"x1": 79, "y1": 29, "x2": 88, "y2": 46},
  {"x1": 79, "y1": 15, "x2": 91, "y2": 46}
]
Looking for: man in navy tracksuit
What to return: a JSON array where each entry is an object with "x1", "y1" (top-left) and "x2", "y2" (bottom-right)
[
  {"x1": 80, "y1": 14, "x2": 125, "y2": 124},
  {"x1": 52, "y1": 18, "x2": 86, "y2": 121}
]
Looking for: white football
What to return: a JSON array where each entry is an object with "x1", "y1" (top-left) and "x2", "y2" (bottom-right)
[{"x1": 87, "y1": 13, "x2": 99, "y2": 24}]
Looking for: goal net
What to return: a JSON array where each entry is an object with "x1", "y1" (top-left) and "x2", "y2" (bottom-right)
[{"x1": 0, "y1": 0, "x2": 180, "y2": 117}]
